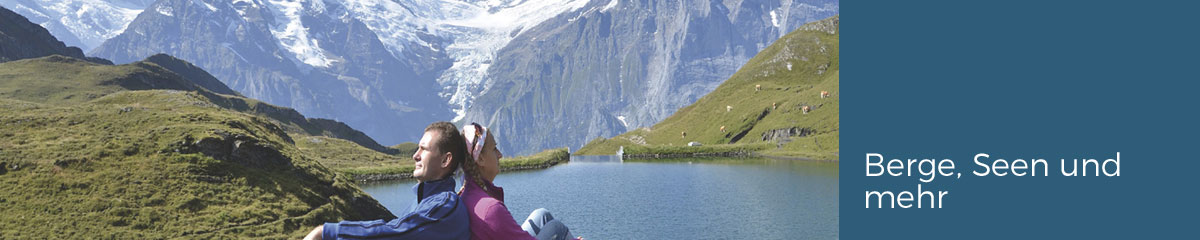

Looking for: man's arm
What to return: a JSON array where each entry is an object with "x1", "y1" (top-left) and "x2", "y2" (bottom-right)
[{"x1": 312, "y1": 192, "x2": 467, "y2": 239}]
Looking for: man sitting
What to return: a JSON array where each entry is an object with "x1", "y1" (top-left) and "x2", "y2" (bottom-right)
[{"x1": 305, "y1": 122, "x2": 471, "y2": 240}]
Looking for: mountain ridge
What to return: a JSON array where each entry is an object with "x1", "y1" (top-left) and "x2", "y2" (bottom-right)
[
  {"x1": 0, "y1": 5, "x2": 111, "y2": 64},
  {"x1": 91, "y1": 0, "x2": 452, "y2": 146}
]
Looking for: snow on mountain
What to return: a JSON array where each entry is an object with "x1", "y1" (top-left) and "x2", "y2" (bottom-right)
[
  {"x1": 264, "y1": 0, "x2": 333, "y2": 68},
  {"x1": 3, "y1": 0, "x2": 595, "y2": 122},
  {"x1": 601, "y1": 0, "x2": 619, "y2": 12},
  {"x1": 436, "y1": 0, "x2": 591, "y2": 121},
  {"x1": 338, "y1": 0, "x2": 591, "y2": 121},
  {"x1": 0, "y1": 0, "x2": 146, "y2": 52},
  {"x1": 15, "y1": 0, "x2": 840, "y2": 152},
  {"x1": 185, "y1": 0, "x2": 591, "y2": 121}
]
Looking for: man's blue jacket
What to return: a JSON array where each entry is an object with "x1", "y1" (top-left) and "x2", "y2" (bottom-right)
[{"x1": 323, "y1": 176, "x2": 469, "y2": 240}]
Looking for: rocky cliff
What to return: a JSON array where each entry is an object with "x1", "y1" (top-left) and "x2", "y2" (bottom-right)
[{"x1": 466, "y1": 0, "x2": 838, "y2": 155}]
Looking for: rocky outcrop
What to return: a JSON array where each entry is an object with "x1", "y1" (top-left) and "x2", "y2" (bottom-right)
[
  {"x1": 173, "y1": 129, "x2": 292, "y2": 169},
  {"x1": 352, "y1": 172, "x2": 415, "y2": 182},
  {"x1": 761, "y1": 127, "x2": 815, "y2": 142}
]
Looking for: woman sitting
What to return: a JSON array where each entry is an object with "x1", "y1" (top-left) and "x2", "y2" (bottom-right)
[{"x1": 458, "y1": 123, "x2": 579, "y2": 240}]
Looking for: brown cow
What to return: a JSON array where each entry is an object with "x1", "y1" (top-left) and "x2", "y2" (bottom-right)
[
  {"x1": 720, "y1": 125, "x2": 726, "y2": 133},
  {"x1": 802, "y1": 105, "x2": 811, "y2": 114},
  {"x1": 820, "y1": 90, "x2": 830, "y2": 98}
]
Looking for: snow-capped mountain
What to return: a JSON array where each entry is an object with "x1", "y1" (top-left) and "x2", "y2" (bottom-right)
[
  {"x1": 92, "y1": 0, "x2": 454, "y2": 145},
  {"x1": 0, "y1": 4, "x2": 111, "y2": 63},
  {"x1": 401, "y1": 0, "x2": 593, "y2": 121},
  {"x1": 1, "y1": 0, "x2": 590, "y2": 116},
  {"x1": 18, "y1": 0, "x2": 839, "y2": 152},
  {"x1": 332, "y1": 0, "x2": 595, "y2": 121},
  {"x1": 84, "y1": 0, "x2": 602, "y2": 146},
  {"x1": 0, "y1": 0, "x2": 152, "y2": 52}
]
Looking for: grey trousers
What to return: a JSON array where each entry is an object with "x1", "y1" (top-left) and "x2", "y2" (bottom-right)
[{"x1": 521, "y1": 208, "x2": 574, "y2": 240}]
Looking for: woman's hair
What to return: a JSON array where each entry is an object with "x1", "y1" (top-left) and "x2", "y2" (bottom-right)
[{"x1": 459, "y1": 122, "x2": 493, "y2": 196}]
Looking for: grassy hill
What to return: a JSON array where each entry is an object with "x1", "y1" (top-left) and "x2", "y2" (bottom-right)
[
  {"x1": 0, "y1": 53, "x2": 573, "y2": 237},
  {"x1": 577, "y1": 15, "x2": 839, "y2": 160},
  {"x1": 0, "y1": 55, "x2": 403, "y2": 238},
  {"x1": 0, "y1": 53, "x2": 414, "y2": 170}
]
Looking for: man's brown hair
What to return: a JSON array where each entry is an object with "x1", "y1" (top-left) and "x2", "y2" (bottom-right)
[{"x1": 425, "y1": 121, "x2": 466, "y2": 178}]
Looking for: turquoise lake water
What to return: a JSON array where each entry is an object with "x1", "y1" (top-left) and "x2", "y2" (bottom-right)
[{"x1": 360, "y1": 156, "x2": 839, "y2": 239}]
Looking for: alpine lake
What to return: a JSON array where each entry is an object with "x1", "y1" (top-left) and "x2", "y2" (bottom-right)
[{"x1": 360, "y1": 156, "x2": 839, "y2": 239}]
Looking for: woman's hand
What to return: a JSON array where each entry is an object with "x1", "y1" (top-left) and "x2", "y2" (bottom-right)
[{"x1": 304, "y1": 225, "x2": 323, "y2": 240}]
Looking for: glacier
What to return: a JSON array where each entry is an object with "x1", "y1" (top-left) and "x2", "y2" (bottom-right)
[
  {"x1": 0, "y1": 0, "x2": 145, "y2": 52},
  {"x1": 265, "y1": 0, "x2": 334, "y2": 68},
  {"x1": 337, "y1": 0, "x2": 592, "y2": 121}
]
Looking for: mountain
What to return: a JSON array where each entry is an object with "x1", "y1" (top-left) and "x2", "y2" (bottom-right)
[
  {"x1": 0, "y1": 0, "x2": 150, "y2": 52},
  {"x1": 0, "y1": 8, "x2": 404, "y2": 236},
  {"x1": 0, "y1": 5, "x2": 109, "y2": 64},
  {"x1": 578, "y1": 15, "x2": 839, "y2": 159},
  {"x1": 87, "y1": 0, "x2": 604, "y2": 146},
  {"x1": 142, "y1": 53, "x2": 240, "y2": 96},
  {"x1": 35, "y1": 0, "x2": 837, "y2": 155},
  {"x1": 91, "y1": 0, "x2": 452, "y2": 145},
  {"x1": 464, "y1": 0, "x2": 839, "y2": 155},
  {"x1": 359, "y1": 0, "x2": 596, "y2": 120}
]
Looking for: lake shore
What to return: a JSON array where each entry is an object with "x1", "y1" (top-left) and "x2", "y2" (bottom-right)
[
  {"x1": 588, "y1": 143, "x2": 838, "y2": 161},
  {"x1": 753, "y1": 152, "x2": 840, "y2": 162},
  {"x1": 622, "y1": 151, "x2": 839, "y2": 162}
]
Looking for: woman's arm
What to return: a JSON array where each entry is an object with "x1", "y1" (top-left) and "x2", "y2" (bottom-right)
[
  {"x1": 482, "y1": 202, "x2": 538, "y2": 240},
  {"x1": 304, "y1": 225, "x2": 323, "y2": 240}
]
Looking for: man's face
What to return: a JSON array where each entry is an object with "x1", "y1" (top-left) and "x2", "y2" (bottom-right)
[{"x1": 412, "y1": 131, "x2": 449, "y2": 182}]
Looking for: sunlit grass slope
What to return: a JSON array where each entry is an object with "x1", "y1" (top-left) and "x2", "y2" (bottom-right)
[
  {"x1": 578, "y1": 15, "x2": 839, "y2": 160},
  {"x1": 0, "y1": 56, "x2": 396, "y2": 238}
]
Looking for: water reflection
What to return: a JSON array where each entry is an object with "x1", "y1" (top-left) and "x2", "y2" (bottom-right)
[{"x1": 568, "y1": 155, "x2": 622, "y2": 163}]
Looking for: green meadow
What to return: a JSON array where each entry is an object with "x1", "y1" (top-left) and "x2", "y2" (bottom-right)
[
  {"x1": 578, "y1": 16, "x2": 840, "y2": 160},
  {"x1": 0, "y1": 56, "x2": 402, "y2": 238}
]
